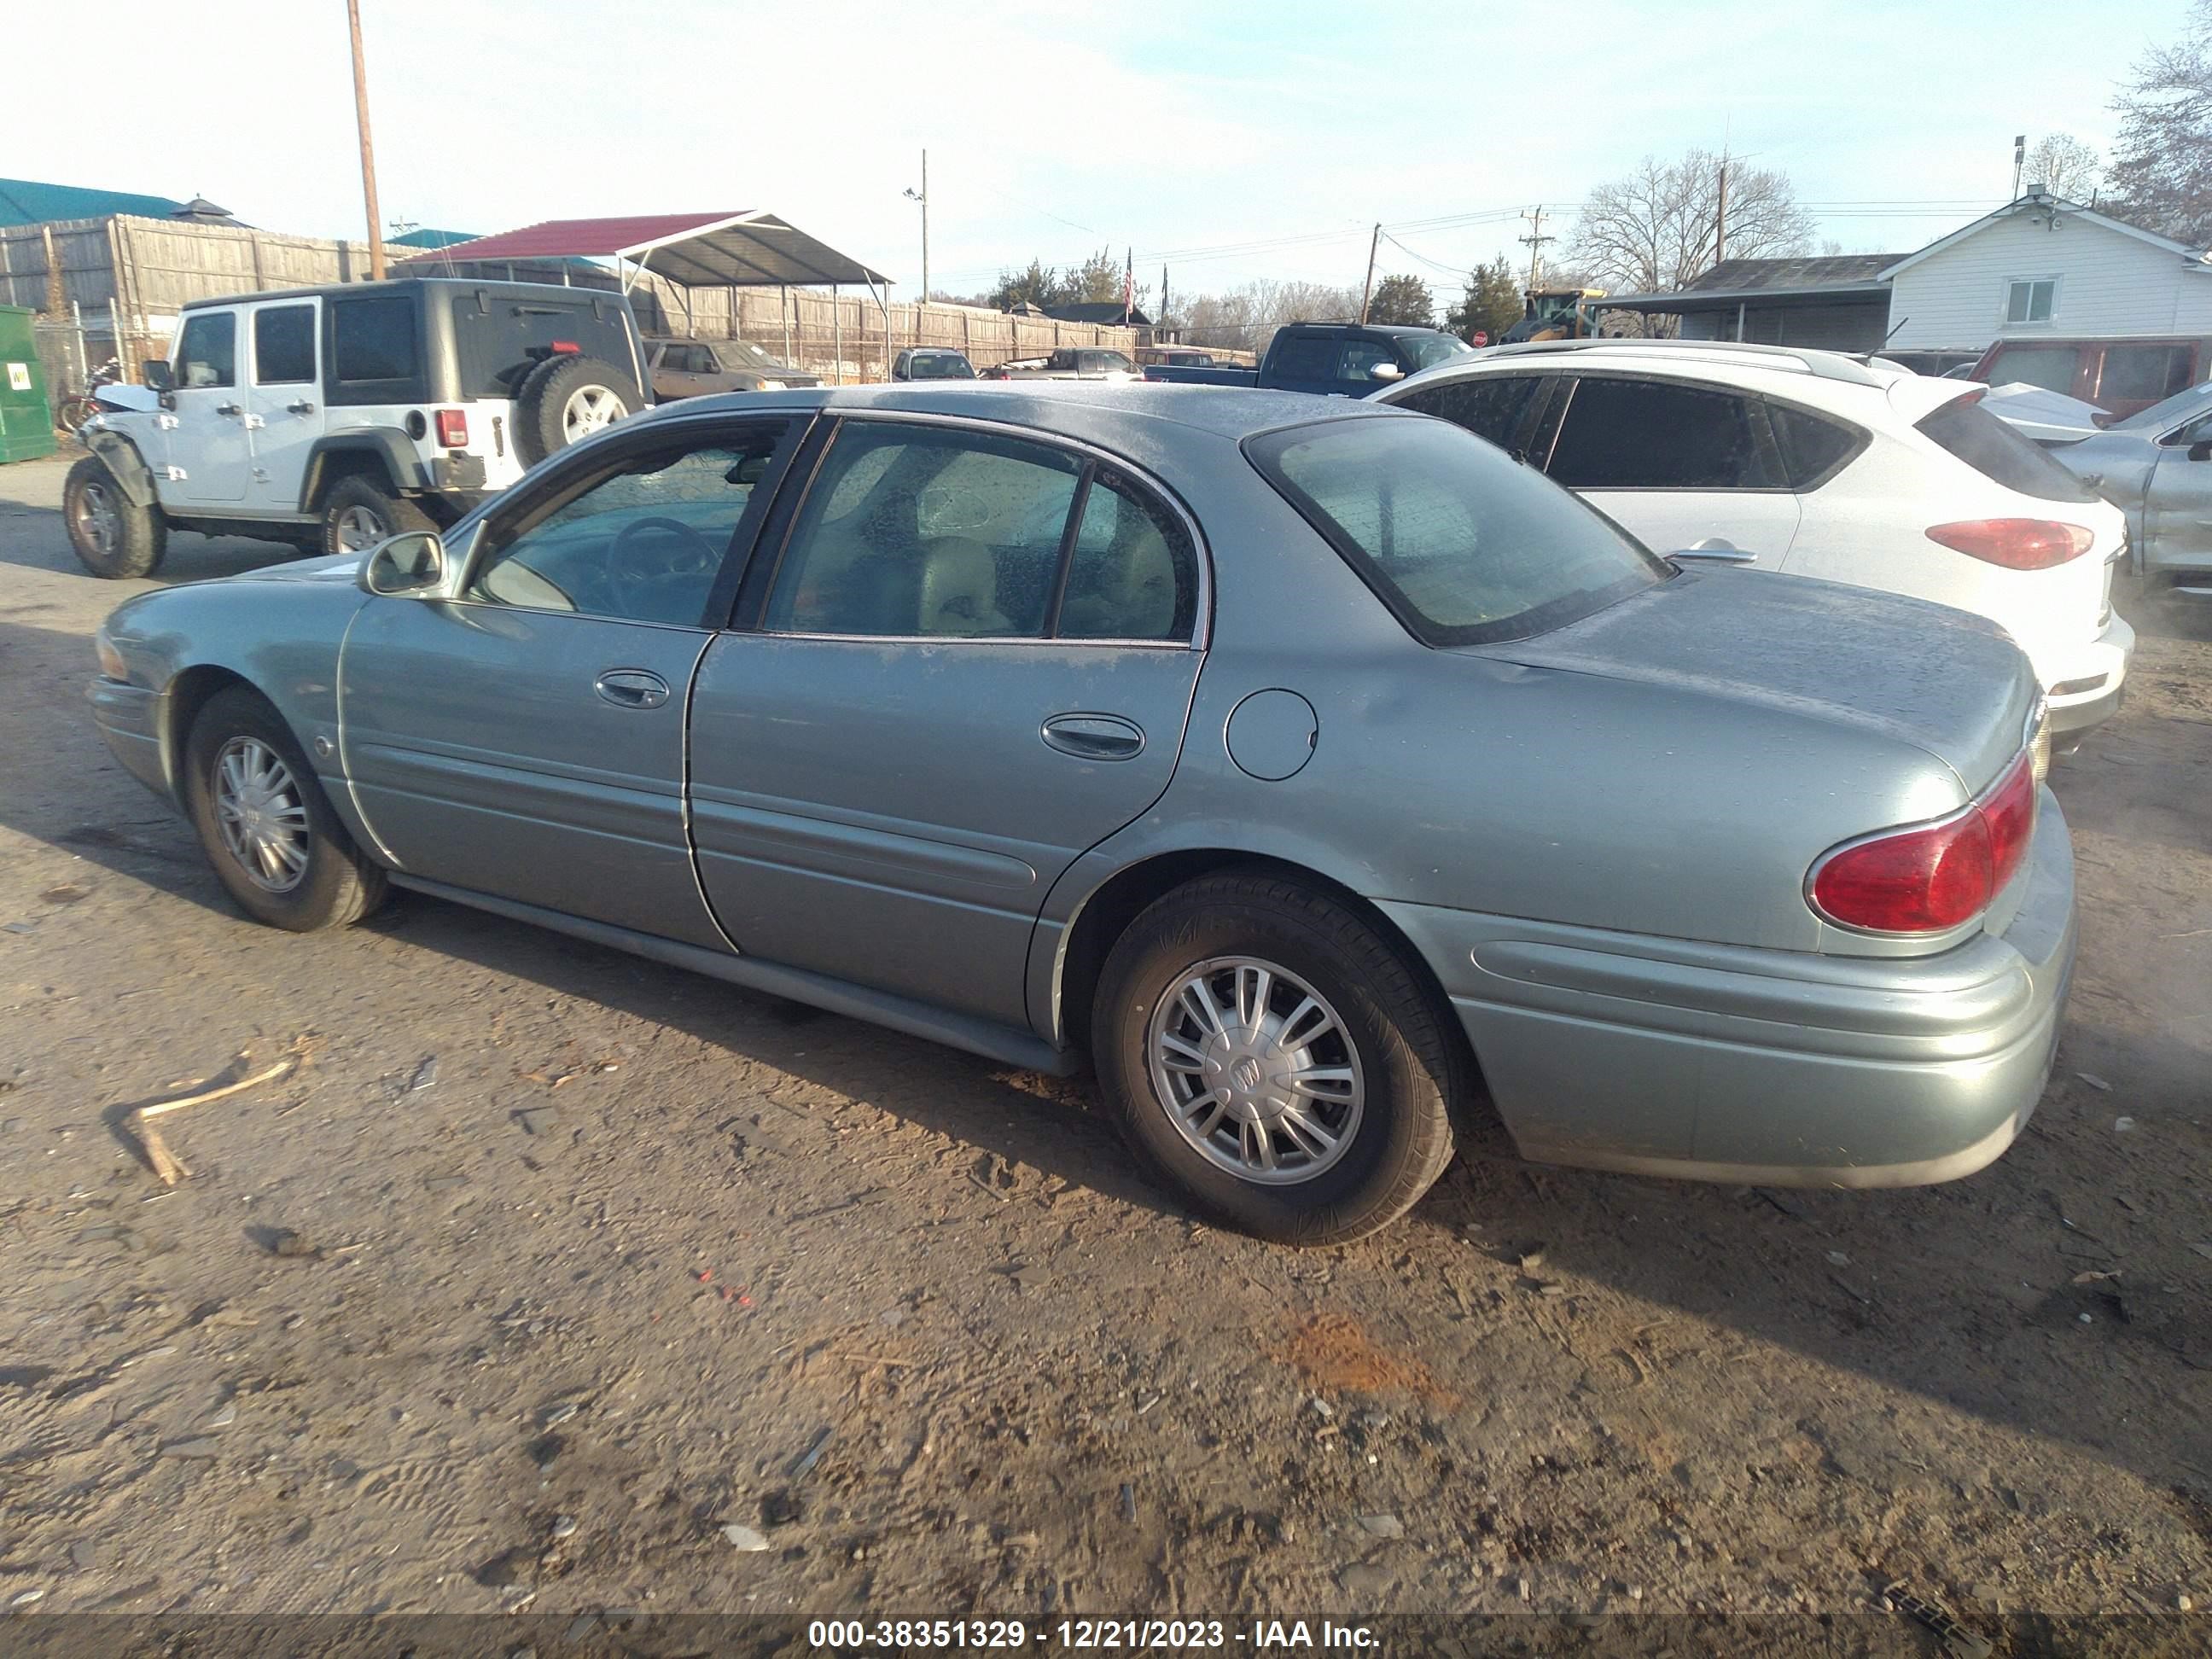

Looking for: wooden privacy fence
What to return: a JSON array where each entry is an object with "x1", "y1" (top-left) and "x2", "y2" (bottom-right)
[{"x1": 0, "y1": 214, "x2": 1135, "y2": 387}]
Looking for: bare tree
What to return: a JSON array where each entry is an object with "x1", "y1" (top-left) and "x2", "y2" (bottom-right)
[
  {"x1": 1567, "y1": 148, "x2": 1815, "y2": 305},
  {"x1": 2108, "y1": 0, "x2": 2212, "y2": 242},
  {"x1": 2023, "y1": 132, "x2": 2102, "y2": 200},
  {"x1": 1179, "y1": 279, "x2": 1359, "y2": 352}
]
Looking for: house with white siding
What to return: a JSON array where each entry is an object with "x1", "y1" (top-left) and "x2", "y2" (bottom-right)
[{"x1": 1880, "y1": 189, "x2": 2212, "y2": 355}]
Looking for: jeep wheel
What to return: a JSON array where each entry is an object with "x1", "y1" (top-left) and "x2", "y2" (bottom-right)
[
  {"x1": 318, "y1": 475, "x2": 434, "y2": 558},
  {"x1": 64, "y1": 455, "x2": 167, "y2": 579},
  {"x1": 513, "y1": 355, "x2": 637, "y2": 466}
]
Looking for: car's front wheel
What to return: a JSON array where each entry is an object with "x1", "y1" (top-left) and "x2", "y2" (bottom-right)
[
  {"x1": 1092, "y1": 873, "x2": 1463, "y2": 1246},
  {"x1": 183, "y1": 687, "x2": 387, "y2": 931}
]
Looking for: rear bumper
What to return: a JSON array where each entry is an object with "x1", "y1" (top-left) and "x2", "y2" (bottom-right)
[
  {"x1": 2033, "y1": 614, "x2": 2133, "y2": 737},
  {"x1": 1380, "y1": 790, "x2": 2076, "y2": 1186}
]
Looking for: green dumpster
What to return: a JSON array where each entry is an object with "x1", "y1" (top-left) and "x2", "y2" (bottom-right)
[{"x1": 0, "y1": 305, "x2": 57, "y2": 463}]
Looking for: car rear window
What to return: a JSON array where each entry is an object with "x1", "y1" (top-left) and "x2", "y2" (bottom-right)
[
  {"x1": 1767, "y1": 402, "x2": 1864, "y2": 489},
  {"x1": 1915, "y1": 394, "x2": 2096, "y2": 503},
  {"x1": 449, "y1": 295, "x2": 635, "y2": 399},
  {"x1": 1245, "y1": 414, "x2": 1671, "y2": 647}
]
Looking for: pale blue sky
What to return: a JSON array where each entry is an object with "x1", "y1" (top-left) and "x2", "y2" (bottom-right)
[{"x1": 11, "y1": 0, "x2": 2192, "y2": 300}]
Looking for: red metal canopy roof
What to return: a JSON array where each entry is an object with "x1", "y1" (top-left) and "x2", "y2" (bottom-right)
[{"x1": 399, "y1": 212, "x2": 890, "y2": 288}]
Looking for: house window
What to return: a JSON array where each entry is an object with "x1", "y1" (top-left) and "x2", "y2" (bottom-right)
[{"x1": 2005, "y1": 278, "x2": 2057, "y2": 325}]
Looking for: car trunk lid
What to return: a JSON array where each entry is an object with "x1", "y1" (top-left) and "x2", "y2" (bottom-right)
[{"x1": 1468, "y1": 567, "x2": 2039, "y2": 793}]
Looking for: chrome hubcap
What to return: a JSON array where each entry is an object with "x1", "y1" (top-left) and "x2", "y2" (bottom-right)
[
  {"x1": 76, "y1": 480, "x2": 120, "y2": 557},
  {"x1": 212, "y1": 736, "x2": 311, "y2": 894},
  {"x1": 562, "y1": 384, "x2": 626, "y2": 439},
  {"x1": 1148, "y1": 956, "x2": 1365, "y2": 1185},
  {"x1": 335, "y1": 505, "x2": 387, "y2": 552}
]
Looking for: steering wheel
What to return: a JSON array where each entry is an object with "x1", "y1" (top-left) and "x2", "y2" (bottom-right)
[
  {"x1": 608, "y1": 515, "x2": 721, "y2": 620},
  {"x1": 916, "y1": 482, "x2": 992, "y2": 536}
]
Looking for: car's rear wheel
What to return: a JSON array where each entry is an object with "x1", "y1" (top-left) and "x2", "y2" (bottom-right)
[
  {"x1": 318, "y1": 474, "x2": 434, "y2": 558},
  {"x1": 513, "y1": 355, "x2": 637, "y2": 466},
  {"x1": 183, "y1": 686, "x2": 387, "y2": 931},
  {"x1": 64, "y1": 455, "x2": 166, "y2": 578},
  {"x1": 1092, "y1": 873, "x2": 1463, "y2": 1246}
]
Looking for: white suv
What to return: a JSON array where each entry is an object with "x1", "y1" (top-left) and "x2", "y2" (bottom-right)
[
  {"x1": 1380, "y1": 340, "x2": 2134, "y2": 740},
  {"x1": 65, "y1": 276, "x2": 647, "y2": 579}
]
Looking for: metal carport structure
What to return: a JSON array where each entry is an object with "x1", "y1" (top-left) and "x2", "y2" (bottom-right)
[{"x1": 399, "y1": 212, "x2": 895, "y2": 381}]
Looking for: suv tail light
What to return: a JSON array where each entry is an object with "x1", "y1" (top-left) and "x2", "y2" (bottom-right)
[
  {"x1": 1925, "y1": 519, "x2": 2094, "y2": 570},
  {"x1": 1808, "y1": 751, "x2": 2038, "y2": 934},
  {"x1": 434, "y1": 409, "x2": 469, "y2": 448},
  {"x1": 549, "y1": 340, "x2": 581, "y2": 355}
]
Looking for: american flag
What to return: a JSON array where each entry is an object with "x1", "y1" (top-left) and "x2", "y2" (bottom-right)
[{"x1": 1122, "y1": 247, "x2": 1134, "y2": 322}]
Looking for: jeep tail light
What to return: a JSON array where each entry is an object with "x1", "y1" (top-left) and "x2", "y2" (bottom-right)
[
  {"x1": 1808, "y1": 752, "x2": 2037, "y2": 934},
  {"x1": 550, "y1": 340, "x2": 581, "y2": 355},
  {"x1": 434, "y1": 409, "x2": 469, "y2": 448},
  {"x1": 1925, "y1": 519, "x2": 2094, "y2": 570}
]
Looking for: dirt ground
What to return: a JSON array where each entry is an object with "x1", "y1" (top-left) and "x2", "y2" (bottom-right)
[{"x1": 0, "y1": 448, "x2": 2207, "y2": 1641}]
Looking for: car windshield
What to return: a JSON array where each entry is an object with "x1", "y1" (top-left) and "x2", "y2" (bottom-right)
[
  {"x1": 1404, "y1": 334, "x2": 1476, "y2": 372},
  {"x1": 1245, "y1": 414, "x2": 1671, "y2": 647},
  {"x1": 719, "y1": 340, "x2": 788, "y2": 371},
  {"x1": 909, "y1": 353, "x2": 975, "y2": 379},
  {"x1": 2115, "y1": 379, "x2": 2212, "y2": 433}
]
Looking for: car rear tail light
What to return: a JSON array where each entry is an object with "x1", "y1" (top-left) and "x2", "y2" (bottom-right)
[
  {"x1": 1924, "y1": 519, "x2": 2094, "y2": 570},
  {"x1": 1808, "y1": 751, "x2": 2038, "y2": 934},
  {"x1": 550, "y1": 340, "x2": 581, "y2": 355},
  {"x1": 434, "y1": 409, "x2": 469, "y2": 448}
]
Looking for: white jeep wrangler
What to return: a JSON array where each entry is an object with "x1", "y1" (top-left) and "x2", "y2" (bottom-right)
[{"x1": 65, "y1": 276, "x2": 647, "y2": 578}]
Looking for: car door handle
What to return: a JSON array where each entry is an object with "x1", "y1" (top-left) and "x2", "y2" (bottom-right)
[
  {"x1": 1042, "y1": 713, "x2": 1144, "y2": 760},
  {"x1": 214, "y1": 402, "x2": 241, "y2": 417},
  {"x1": 287, "y1": 399, "x2": 317, "y2": 416},
  {"x1": 594, "y1": 668, "x2": 671, "y2": 709}
]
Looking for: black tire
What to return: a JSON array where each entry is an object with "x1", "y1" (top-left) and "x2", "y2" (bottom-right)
[
  {"x1": 1091, "y1": 874, "x2": 1464, "y2": 1247},
  {"x1": 317, "y1": 474, "x2": 434, "y2": 558},
  {"x1": 64, "y1": 454, "x2": 167, "y2": 578},
  {"x1": 512, "y1": 354, "x2": 638, "y2": 466},
  {"x1": 183, "y1": 686, "x2": 387, "y2": 932}
]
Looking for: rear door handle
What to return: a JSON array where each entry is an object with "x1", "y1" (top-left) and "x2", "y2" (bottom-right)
[
  {"x1": 214, "y1": 402, "x2": 241, "y2": 417},
  {"x1": 1042, "y1": 712, "x2": 1144, "y2": 760},
  {"x1": 594, "y1": 668, "x2": 671, "y2": 709}
]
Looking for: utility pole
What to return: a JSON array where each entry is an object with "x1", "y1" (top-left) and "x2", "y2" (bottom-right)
[
  {"x1": 1714, "y1": 154, "x2": 1728, "y2": 268},
  {"x1": 1517, "y1": 206, "x2": 1552, "y2": 292},
  {"x1": 1358, "y1": 222, "x2": 1381, "y2": 323},
  {"x1": 902, "y1": 151, "x2": 928, "y2": 339},
  {"x1": 345, "y1": 0, "x2": 387, "y2": 280}
]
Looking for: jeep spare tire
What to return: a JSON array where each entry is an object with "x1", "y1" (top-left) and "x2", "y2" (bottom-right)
[{"x1": 513, "y1": 355, "x2": 637, "y2": 465}]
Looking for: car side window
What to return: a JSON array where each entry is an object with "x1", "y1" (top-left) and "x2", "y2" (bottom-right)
[
  {"x1": 764, "y1": 422, "x2": 1081, "y2": 637},
  {"x1": 330, "y1": 296, "x2": 416, "y2": 385},
  {"x1": 1397, "y1": 375, "x2": 1543, "y2": 452},
  {"x1": 252, "y1": 306, "x2": 317, "y2": 385},
  {"x1": 175, "y1": 312, "x2": 236, "y2": 389},
  {"x1": 1337, "y1": 340, "x2": 1396, "y2": 385},
  {"x1": 1056, "y1": 470, "x2": 1199, "y2": 641},
  {"x1": 1546, "y1": 376, "x2": 1784, "y2": 490},
  {"x1": 1767, "y1": 402, "x2": 1862, "y2": 489},
  {"x1": 468, "y1": 430, "x2": 782, "y2": 626},
  {"x1": 1269, "y1": 336, "x2": 1339, "y2": 383}
]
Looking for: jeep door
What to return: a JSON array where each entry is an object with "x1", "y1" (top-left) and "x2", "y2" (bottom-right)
[
  {"x1": 242, "y1": 297, "x2": 323, "y2": 514},
  {"x1": 687, "y1": 415, "x2": 1207, "y2": 1027},
  {"x1": 337, "y1": 415, "x2": 802, "y2": 946},
  {"x1": 167, "y1": 307, "x2": 253, "y2": 503}
]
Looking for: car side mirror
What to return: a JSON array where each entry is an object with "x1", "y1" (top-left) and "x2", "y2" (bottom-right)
[
  {"x1": 1369, "y1": 362, "x2": 1406, "y2": 381},
  {"x1": 358, "y1": 530, "x2": 449, "y2": 597},
  {"x1": 140, "y1": 360, "x2": 173, "y2": 393}
]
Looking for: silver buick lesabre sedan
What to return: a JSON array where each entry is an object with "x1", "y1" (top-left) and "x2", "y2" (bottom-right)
[{"x1": 89, "y1": 383, "x2": 2075, "y2": 1245}]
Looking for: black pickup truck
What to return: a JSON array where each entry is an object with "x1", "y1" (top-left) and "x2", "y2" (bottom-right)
[{"x1": 1140, "y1": 322, "x2": 1470, "y2": 395}]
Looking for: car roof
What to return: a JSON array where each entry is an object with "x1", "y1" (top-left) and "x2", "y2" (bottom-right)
[
  {"x1": 643, "y1": 380, "x2": 1417, "y2": 443},
  {"x1": 180, "y1": 276, "x2": 616, "y2": 312}
]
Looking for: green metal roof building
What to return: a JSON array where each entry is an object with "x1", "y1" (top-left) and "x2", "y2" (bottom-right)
[{"x1": 0, "y1": 178, "x2": 189, "y2": 229}]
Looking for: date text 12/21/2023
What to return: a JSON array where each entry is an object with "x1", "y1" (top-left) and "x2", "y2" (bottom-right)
[{"x1": 806, "y1": 1620, "x2": 1381, "y2": 1650}]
